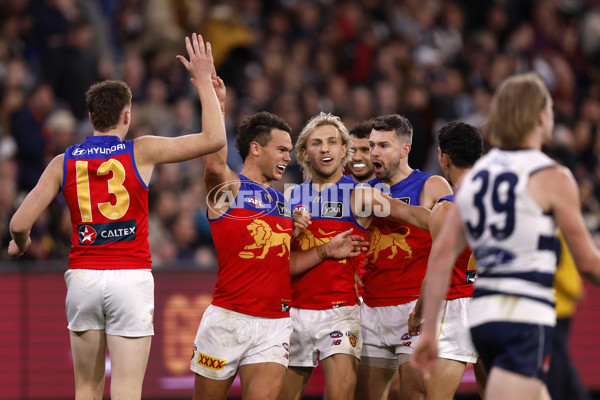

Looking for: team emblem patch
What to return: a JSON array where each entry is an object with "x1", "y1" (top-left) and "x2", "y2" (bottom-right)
[
  {"x1": 191, "y1": 344, "x2": 197, "y2": 360},
  {"x1": 346, "y1": 331, "x2": 358, "y2": 347},
  {"x1": 238, "y1": 220, "x2": 291, "y2": 259}
]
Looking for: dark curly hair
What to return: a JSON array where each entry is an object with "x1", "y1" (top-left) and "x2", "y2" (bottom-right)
[
  {"x1": 437, "y1": 121, "x2": 483, "y2": 168},
  {"x1": 349, "y1": 122, "x2": 372, "y2": 139},
  {"x1": 235, "y1": 111, "x2": 292, "y2": 160}
]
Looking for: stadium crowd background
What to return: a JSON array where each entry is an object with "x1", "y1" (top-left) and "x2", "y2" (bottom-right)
[{"x1": 1, "y1": 0, "x2": 600, "y2": 270}]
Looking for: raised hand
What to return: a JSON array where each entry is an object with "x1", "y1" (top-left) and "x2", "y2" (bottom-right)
[
  {"x1": 176, "y1": 33, "x2": 213, "y2": 88},
  {"x1": 212, "y1": 67, "x2": 226, "y2": 109}
]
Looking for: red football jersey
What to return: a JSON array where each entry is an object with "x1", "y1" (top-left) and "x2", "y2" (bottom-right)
[
  {"x1": 362, "y1": 171, "x2": 432, "y2": 307},
  {"x1": 62, "y1": 136, "x2": 151, "y2": 269},
  {"x1": 432, "y1": 194, "x2": 476, "y2": 300},
  {"x1": 362, "y1": 219, "x2": 431, "y2": 306},
  {"x1": 446, "y1": 245, "x2": 476, "y2": 300},
  {"x1": 288, "y1": 176, "x2": 368, "y2": 310},
  {"x1": 210, "y1": 175, "x2": 293, "y2": 318}
]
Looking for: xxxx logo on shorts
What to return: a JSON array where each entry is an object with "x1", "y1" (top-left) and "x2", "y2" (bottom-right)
[{"x1": 196, "y1": 352, "x2": 226, "y2": 370}]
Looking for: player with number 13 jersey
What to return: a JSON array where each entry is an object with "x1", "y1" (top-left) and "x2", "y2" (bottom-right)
[{"x1": 62, "y1": 136, "x2": 151, "y2": 269}]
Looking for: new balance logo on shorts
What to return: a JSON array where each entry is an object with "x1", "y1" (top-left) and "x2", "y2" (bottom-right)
[{"x1": 196, "y1": 352, "x2": 226, "y2": 370}]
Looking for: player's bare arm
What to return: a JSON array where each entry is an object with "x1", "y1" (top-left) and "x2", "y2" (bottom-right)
[
  {"x1": 289, "y1": 228, "x2": 369, "y2": 275},
  {"x1": 8, "y1": 154, "x2": 64, "y2": 258},
  {"x1": 352, "y1": 185, "x2": 431, "y2": 230},
  {"x1": 387, "y1": 195, "x2": 431, "y2": 231},
  {"x1": 203, "y1": 66, "x2": 241, "y2": 218},
  {"x1": 420, "y1": 174, "x2": 453, "y2": 210},
  {"x1": 411, "y1": 205, "x2": 468, "y2": 377},
  {"x1": 134, "y1": 33, "x2": 226, "y2": 184},
  {"x1": 408, "y1": 199, "x2": 454, "y2": 335},
  {"x1": 530, "y1": 165, "x2": 600, "y2": 285}
]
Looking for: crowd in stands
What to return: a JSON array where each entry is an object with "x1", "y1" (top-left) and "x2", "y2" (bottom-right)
[{"x1": 1, "y1": 0, "x2": 600, "y2": 268}]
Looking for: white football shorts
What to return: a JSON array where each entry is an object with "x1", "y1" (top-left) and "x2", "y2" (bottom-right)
[
  {"x1": 65, "y1": 268, "x2": 154, "y2": 337},
  {"x1": 190, "y1": 305, "x2": 292, "y2": 380},
  {"x1": 360, "y1": 301, "x2": 418, "y2": 368},
  {"x1": 288, "y1": 305, "x2": 361, "y2": 368},
  {"x1": 360, "y1": 298, "x2": 478, "y2": 368},
  {"x1": 436, "y1": 297, "x2": 478, "y2": 363}
]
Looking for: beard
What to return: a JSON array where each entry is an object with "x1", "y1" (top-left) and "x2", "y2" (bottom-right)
[
  {"x1": 374, "y1": 157, "x2": 401, "y2": 182},
  {"x1": 352, "y1": 168, "x2": 374, "y2": 181}
]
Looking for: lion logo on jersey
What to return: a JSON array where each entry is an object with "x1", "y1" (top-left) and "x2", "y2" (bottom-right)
[
  {"x1": 238, "y1": 219, "x2": 291, "y2": 259},
  {"x1": 295, "y1": 228, "x2": 338, "y2": 249},
  {"x1": 295, "y1": 228, "x2": 347, "y2": 263},
  {"x1": 366, "y1": 226, "x2": 412, "y2": 262}
]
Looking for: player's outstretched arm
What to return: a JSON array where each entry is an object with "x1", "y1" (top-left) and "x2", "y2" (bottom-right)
[
  {"x1": 535, "y1": 166, "x2": 600, "y2": 285},
  {"x1": 8, "y1": 155, "x2": 63, "y2": 259},
  {"x1": 352, "y1": 186, "x2": 431, "y2": 231},
  {"x1": 289, "y1": 228, "x2": 369, "y2": 275},
  {"x1": 387, "y1": 197, "x2": 431, "y2": 231},
  {"x1": 411, "y1": 205, "x2": 466, "y2": 377},
  {"x1": 135, "y1": 33, "x2": 226, "y2": 170}
]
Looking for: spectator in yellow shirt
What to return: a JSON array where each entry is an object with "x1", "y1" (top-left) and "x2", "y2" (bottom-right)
[{"x1": 547, "y1": 231, "x2": 590, "y2": 400}]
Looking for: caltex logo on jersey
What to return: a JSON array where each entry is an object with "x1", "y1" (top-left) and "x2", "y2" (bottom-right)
[{"x1": 79, "y1": 225, "x2": 97, "y2": 244}]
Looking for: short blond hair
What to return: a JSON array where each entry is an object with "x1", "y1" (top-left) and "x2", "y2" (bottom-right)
[
  {"x1": 488, "y1": 73, "x2": 549, "y2": 148},
  {"x1": 295, "y1": 112, "x2": 352, "y2": 181}
]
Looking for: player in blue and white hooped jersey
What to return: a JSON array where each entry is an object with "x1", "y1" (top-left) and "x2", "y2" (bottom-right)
[{"x1": 412, "y1": 73, "x2": 600, "y2": 400}]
